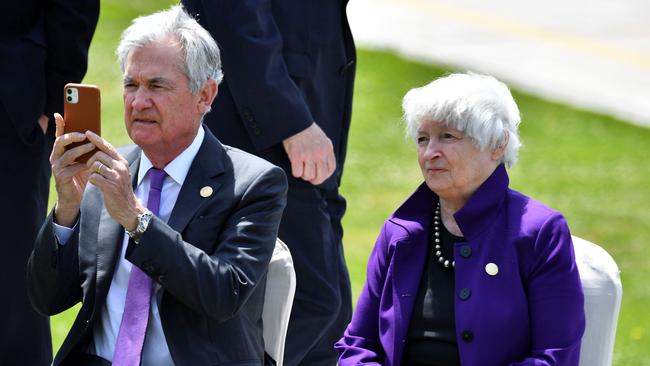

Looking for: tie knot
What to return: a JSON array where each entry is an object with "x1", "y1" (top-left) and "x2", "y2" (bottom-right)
[{"x1": 148, "y1": 168, "x2": 167, "y2": 191}]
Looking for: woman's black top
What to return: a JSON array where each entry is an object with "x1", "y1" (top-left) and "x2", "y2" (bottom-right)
[{"x1": 401, "y1": 218, "x2": 465, "y2": 366}]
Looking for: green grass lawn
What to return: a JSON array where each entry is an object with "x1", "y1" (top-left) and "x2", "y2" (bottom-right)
[{"x1": 48, "y1": 1, "x2": 649, "y2": 364}]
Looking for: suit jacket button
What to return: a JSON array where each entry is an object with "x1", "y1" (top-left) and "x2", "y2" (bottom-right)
[
  {"x1": 157, "y1": 275, "x2": 165, "y2": 283},
  {"x1": 460, "y1": 245, "x2": 472, "y2": 258},
  {"x1": 459, "y1": 288, "x2": 471, "y2": 301},
  {"x1": 461, "y1": 330, "x2": 474, "y2": 342},
  {"x1": 242, "y1": 109, "x2": 254, "y2": 122}
]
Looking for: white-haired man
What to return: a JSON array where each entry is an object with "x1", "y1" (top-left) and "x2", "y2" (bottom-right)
[{"x1": 28, "y1": 6, "x2": 286, "y2": 365}]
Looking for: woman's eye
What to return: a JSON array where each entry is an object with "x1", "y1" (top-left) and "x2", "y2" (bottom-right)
[{"x1": 417, "y1": 136, "x2": 428, "y2": 145}]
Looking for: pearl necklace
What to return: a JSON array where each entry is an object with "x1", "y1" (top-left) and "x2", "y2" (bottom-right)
[{"x1": 434, "y1": 202, "x2": 455, "y2": 269}]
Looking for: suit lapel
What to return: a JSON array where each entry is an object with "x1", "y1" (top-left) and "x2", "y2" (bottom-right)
[
  {"x1": 94, "y1": 147, "x2": 142, "y2": 308},
  {"x1": 168, "y1": 127, "x2": 225, "y2": 234}
]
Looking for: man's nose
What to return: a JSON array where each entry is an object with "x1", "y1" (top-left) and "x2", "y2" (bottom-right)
[{"x1": 129, "y1": 88, "x2": 152, "y2": 110}]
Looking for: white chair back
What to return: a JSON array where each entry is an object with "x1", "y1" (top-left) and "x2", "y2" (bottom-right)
[
  {"x1": 572, "y1": 235, "x2": 622, "y2": 366},
  {"x1": 263, "y1": 238, "x2": 296, "y2": 366}
]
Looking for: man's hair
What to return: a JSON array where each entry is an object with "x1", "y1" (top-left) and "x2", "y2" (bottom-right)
[
  {"x1": 402, "y1": 72, "x2": 522, "y2": 168},
  {"x1": 116, "y1": 5, "x2": 223, "y2": 93}
]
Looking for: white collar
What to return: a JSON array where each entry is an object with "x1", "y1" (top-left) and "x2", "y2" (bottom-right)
[{"x1": 136, "y1": 125, "x2": 205, "y2": 187}]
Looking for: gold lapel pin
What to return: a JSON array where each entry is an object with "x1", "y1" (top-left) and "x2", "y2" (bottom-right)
[
  {"x1": 200, "y1": 186, "x2": 213, "y2": 198},
  {"x1": 485, "y1": 262, "x2": 499, "y2": 276}
]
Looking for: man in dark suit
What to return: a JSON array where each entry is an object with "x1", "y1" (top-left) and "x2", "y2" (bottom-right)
[
  {"x1": 0, "y1": 1, "x2": 98, "y2": 364},
  {"x1": 27, "y1": 6, "x2": 286, "y2": 365},
  {"x1": 180, "y1": 1, "x2": 357, "y2": 364}
]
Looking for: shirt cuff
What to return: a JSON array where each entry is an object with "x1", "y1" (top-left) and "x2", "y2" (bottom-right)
[{"x1": 53, "y1": 222, "x2": 76, "y2": 245}]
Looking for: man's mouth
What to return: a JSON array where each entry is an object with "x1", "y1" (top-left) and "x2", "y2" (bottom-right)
[{"x1": 133, "y1": 118, "x2": 157, "y2": 124}]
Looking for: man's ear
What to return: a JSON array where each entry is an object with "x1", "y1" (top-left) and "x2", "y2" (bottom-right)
[
  {"x1": 491, "y1": 131, "x2": 509, "y2": 161},
  {"x1": 197, "y1": 79, "x2": 218, "y2": 115}
]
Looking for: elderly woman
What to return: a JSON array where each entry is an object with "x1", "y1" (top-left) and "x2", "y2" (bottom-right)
[{"x1": 336, "y1": 73, "x2": 585, "y2": 365}]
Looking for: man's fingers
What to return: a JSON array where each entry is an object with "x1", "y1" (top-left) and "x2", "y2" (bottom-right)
[
  {"x1": 310, "y1": 157, "x2": 326, "y2": 185},
  {"x1": 310, "y1": 156, "x2": 334, "y2": 185},
  {"x1": 52, "y1": 131, "x2": 88, "y2": 163},
  {"x1": 327, "y1": 151, "x2": 336, "y2": 176},
  {"x1": 54, "y1": 113, "x2": 65, "y2": 138},
  {"x1": 55, "y1": 142, "x2": 95, "y2": 168},
  {"x1": 86, "y1": 151, "x2": 114, "y2": 171},
  {"x1": 301, "y1": 161, "x2": 316, "y2": 182},
  {"x1": 290, "y1": 155, "x2": 304, "y2": 179},
  {"x1": 318, "y1": 150, "x2": 336, "y2": 184},
  {"x1": 54, "y1": 163, "x2": 87, "y2": 182},
  {"x1": 38, "y1": 115, "x2": 49, "y2": 134},
  {"x1": 86, "y1": 131, "x2": 121, "y2": 160},
  {"x1": 88, "y1": 170, "x2": 110, "y2": 189}
]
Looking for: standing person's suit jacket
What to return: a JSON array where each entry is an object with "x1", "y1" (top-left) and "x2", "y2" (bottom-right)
[
  {"x1": 27, "y1": 128, "x2": 288, "y2": 366},
  {"x1": 0, "y1": 0, "x2": 98, "y2": 143},
  {"x1": 181, "y1": 0, "x2": 356, "y2": 190}
]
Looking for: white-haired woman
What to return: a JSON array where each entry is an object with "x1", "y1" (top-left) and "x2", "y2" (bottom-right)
[{"x1": 336, "y1": 73, "x2": 585, "y2": 366}]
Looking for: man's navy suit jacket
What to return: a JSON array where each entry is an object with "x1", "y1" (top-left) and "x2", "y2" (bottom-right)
[
  {"x1": 182, "y1": 0, "x2": 356, "y2": 190},
  {"x1": 27, "y1": 128, "x2": 288, "y2": 365}
]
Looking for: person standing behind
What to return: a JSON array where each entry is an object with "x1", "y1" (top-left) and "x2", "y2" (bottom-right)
[
  {"x1": 181, "y1": 1, "x2": 357, "y2": 365},
  {"x1": 0, "y1": 1, "x2": 98, "y2": 364}
]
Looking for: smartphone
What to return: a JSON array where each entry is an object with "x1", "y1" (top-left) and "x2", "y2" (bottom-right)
[{"x1": 63, "y1": 83, "x2": 101, "y2": 163}]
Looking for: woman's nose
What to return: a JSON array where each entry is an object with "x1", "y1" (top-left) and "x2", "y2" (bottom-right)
[{"x1": 423, "y1": 140, "x2": 442, "y2": 160}]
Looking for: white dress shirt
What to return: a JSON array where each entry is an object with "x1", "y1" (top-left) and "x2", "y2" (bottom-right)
[{"x1": 55, "y1": 126, "x2": 205, "y2": 365}]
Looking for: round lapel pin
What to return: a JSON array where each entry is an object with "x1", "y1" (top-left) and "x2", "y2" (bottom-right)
[
  {"x1": 200, "y1": 186, "x2": 213, "y2": 198},
  {"x1": 485, "y1": 262, "x2": 499, "y2": 276}
]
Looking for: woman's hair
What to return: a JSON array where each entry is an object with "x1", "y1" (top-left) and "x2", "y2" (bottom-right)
[
  {"x1": 116, "y1": 5, "x2": 223, "y2": 94},
  {"x1": 402, "y1": 73, "x2": 522, "y2": 168}
]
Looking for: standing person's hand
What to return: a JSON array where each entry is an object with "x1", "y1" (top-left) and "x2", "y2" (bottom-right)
[
  {"x1": 38, "y1": 114, "x2": 48, "y2": 134},
  {"x1": 282, "y1": 122, "x2": 336, "y2": 185},
  {"x1": 84, "y1": 131, "x2": 145, "y2": 232},
  {"x1": 50, "y1": 113, "x2": 94, "y2": 226}
]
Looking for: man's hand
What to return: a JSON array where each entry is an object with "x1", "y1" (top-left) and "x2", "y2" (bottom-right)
[
  {"x1": 282, "y1": 122, "x2": 336, "y2": 185},
  {"x1": 51, "y1": 113, "x2": 95, "y2": 227},
  {"x1": 85, "y1": 131, "x2": 146, "y2": 232},
  {"x1": 38, "y1": 114, "x2": 49, "y2": 134}
]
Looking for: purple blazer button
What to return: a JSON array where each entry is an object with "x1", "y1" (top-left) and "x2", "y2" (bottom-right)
[
  {"x1": 460, "y1": 245, "x2": 472, "y2": 258},
  {"x1": 459, "y1": 288, "x2": 471, "y2": 300},
  {"x1": 461, "y1": 330, "x2": 474, "y2": 342}
]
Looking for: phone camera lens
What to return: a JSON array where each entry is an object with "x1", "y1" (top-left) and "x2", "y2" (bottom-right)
[
  {"x1": 66, "y1": 88, "x2": 72, "y2": 95},
  {"x1": 67, "y1": 96, "x2": 72, "y2": 102}
]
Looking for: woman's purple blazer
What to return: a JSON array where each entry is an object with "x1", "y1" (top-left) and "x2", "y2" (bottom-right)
[{"x1": 336, "y1": 165, "x2": 585, "y2": 365}]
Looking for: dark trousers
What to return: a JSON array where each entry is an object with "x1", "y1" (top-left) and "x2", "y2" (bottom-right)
[
  {"x1": 0, "y1": 110, "x2": 53, "y2": 366},
  {"x1": 278, "y1": 181, "x2": 352, "y2": 366}
]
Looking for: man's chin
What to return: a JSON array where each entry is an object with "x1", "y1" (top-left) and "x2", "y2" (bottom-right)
[{"x1": 129, "y1": 131, "x2": 158, "y2": 147}]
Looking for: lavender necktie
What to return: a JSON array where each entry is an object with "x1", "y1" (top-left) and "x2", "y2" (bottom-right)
[{"x1": 112, "y1": 167, "x2": 166, "y2": 366}]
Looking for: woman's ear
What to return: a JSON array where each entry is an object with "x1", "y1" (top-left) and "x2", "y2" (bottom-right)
[
  {"x1": 491, "y1": 131, "x2": 509, "y2": 161},
  {"x1": 197, "y1": 79, "x2": 218, "y2": 115}
]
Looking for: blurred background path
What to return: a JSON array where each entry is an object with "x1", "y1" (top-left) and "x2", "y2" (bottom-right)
[{"x1": 348, "y1": 0, "x2": 650, "y2": 127}]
